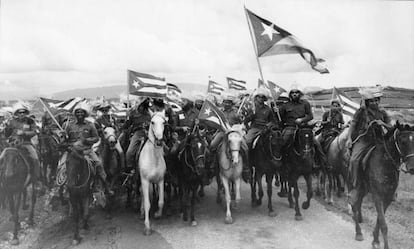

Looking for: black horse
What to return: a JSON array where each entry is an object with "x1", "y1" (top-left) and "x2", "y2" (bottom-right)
[
  {"x1": 350, "y1": 121, "x2": 414, "y2": 249},
  {"x1": 250, "y1": 125, "x2": 284, "y2": 217},
  {"x1": 38, "y1": 132, "x2": 60, "y2": 188},
  {"x1": 177, "y1": 127, "x2": 209, "y2": 226},
  {"x1": 0, "y1": 147, "x2": 35, "y2": 245},
  {"x1": 285, "y1": 126, "x2": 315, "y2": 220},
  {"x1": 65, "y1": 149, "x2": 93, "y2": 245}
]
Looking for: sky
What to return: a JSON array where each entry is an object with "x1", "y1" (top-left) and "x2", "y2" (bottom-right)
[{"x1": 0, "y1": 0, "x2": 413, "y2": 100}]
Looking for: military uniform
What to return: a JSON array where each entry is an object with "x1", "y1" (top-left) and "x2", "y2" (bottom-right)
[
  {"x1": 279, "y1": 99, "x2": 313, "y2": 145},
  {"x1": 244, "y1": 104, "x2": 275, "y2": 147}
]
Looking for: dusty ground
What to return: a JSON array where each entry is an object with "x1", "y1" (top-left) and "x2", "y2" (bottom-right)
[{"x1": 0, "y1": 176, "x2": 413, "y2": 249}]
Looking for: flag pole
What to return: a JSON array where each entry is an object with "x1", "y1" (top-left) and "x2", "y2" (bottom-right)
[
  {"x1": 126, "y1": 69, "x2": 130, "y2": 116},
  {"x1": 39, "y1": 98, "x2": 64, "y2": 131},
  {"x1": 244, "y1": 6, "x2": 265, "y2": 84}
]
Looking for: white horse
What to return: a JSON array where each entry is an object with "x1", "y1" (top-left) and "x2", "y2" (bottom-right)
[
  {"x1": 218, "y1": 124, "x2": 246, "y2": 224},
  {"x1": 139, "y1": 109, "x2": 166, "y2": 235}
]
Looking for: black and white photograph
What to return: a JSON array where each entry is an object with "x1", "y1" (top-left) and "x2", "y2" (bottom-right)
[{"x1": 0, "y1": 0, "x2": 413, "y2": 248}]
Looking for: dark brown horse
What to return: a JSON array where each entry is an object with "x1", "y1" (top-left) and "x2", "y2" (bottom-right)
[
  {"x1": 66, "y1": 149, "x2": 93, "y2": 245},
  {"x1": 0, "y1": 147, "x2": 34, "y2": 245},
  {"x1": 285, "y1": 127, "x2": 315, "y2": 220},
  {"x1": 250, "y1": 125, "x2": 284, "y2": 217},
  {"x1": 350, "y1": 121, "x2": 414, "y2": 249},
  {"x1": 38, "y1": 132, "x2": 60, "y2": 187},
  {"x1": 177, "y1": 126, "x2": 209, "y2": 226}
]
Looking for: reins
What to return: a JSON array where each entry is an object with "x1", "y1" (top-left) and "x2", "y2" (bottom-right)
[{"x1": 382, "y1": 129, "x2": 414, "y2": 172}]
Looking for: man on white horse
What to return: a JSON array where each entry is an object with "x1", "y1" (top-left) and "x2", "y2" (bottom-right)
[
  {"x1": 95, "y1": 102, "x2": 125, "y2": 169},
  {"x1": 64, "y1": 103, "x2": 113, "y2": 195},
  {"x1": 3, "y1": 102, "x2": 44, "y2": 192},
  {"x1": 348, "y1": 86, "x2": 391, "y2": 203},
  {"x1": 210, "y1": 93, "x2": 248, "y2": 179},
  {"x1": 124, "y1": 98, "x2": 152, "y2": 171},
  {"x1": 244, "y1": 87, "x2": 276, "y2": 182}
]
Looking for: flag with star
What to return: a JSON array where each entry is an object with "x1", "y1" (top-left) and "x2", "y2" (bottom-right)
[
  {"x1": 333, "y1": 87, "x2": 359, "y2": 120},
  {"x1": 198, "y1": 100, "x2": 231, "y2": 132},
  {"x1": 166, "y1": 83, "x2": 182, "y2": 103},
  {"x1": 227, "y1": 77, "x2": 247, "y2": 91},
  {"x1": 128, "y1": 70, "x2": 167, "y2": 98},
  {"x1": 207, "y1": 80, "x2": 225, "y2": 95},
  {"x1": 267, "y1": 80, "x2": 287, "y2": 100},
  {"x1": 245, "y1": 8, "x2": 329, "y2": 74}
]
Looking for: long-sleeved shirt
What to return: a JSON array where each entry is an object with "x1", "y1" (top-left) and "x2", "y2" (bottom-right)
[
  {"x1": 5, "y1": 117, "x2": 37, "y2": 142},
  {"x1": 280, "y1": 99, "x2": 313, "y2": 127},
  {"x1": 65, "y1": 120, "x2": 99, "y2": 148},
  {"x1": 244, "y1": 104, "x2": 274, "y2": 129}
]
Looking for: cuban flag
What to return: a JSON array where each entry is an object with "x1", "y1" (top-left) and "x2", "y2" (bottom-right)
[
  {"x1": 333, "y1": 87, "x2": 360, "y2": 121},
  {"x1": 198, "y1": 100, "x2": 231, "y2": 132},
  {"x1": 207, "y1": 80, "x2": 225, "y2": 95},
  {"x1": 227, "y1": 77, "x2": 247, "y2": 91},
  {"x1": 128, "y1": 70, "x2": 167, "y2": 98}
]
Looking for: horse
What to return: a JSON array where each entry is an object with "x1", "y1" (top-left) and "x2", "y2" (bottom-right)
[
  {"x1": 0, "y1": 146, "x2": 35, "y2": 245},
  {"x1": 350, "y1": 121, "x2": 414, "y2": 249},
  {"x1": 217, "y1": 124, "x2": 246, "y2": 224},
  {"x1": 38, "y1": 132, "x2": 61, "y2": 188},
  {"x1": 138, "y1": 109, "x2": 167, "y2": 235},
  {"x1": 99, "y1": 126, "x2": 123, "y2": 217},
  {"x1": 285, "y1": 126, "x2": 315, "y2": 220},
  {"x1": 250, "y1": 125, "x2": 284, "y2": 217},
  {"x1": 65, "y1": 148, "x2": 94, "y2": 245},
  {"x1": 177, "y1": 125, "x2": 209, "y2": 226}
]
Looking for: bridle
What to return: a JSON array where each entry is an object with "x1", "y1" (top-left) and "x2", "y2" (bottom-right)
[
  {"x1": 184, "y1": 136, "x2": 206, "y2": 175},
  {"x1": 148, "y1": 112, "x2": 166, "y2": 147},
  {"x1": 262, "y1": 130, "x2": 282, "y2": 161},
  {"x1": 294, "y1": 128, "x2": 314, "y2": 156},
  {"x1": 383, "y1": 129, "x2": 414, "y2": 172}
]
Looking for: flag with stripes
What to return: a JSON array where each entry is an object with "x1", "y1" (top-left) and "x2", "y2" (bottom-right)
[
  {"x1": 245, "y1": 8, "x2": 329, "y2": 74},
  {"x1": 227, "y1": 77, "x2": 247, "y2": 91},
  {"x1": 332, "y1": 87, "x2": 360, "y2": 120},
  {"x1": 267, "y1": 81, "x2": 287, "y2": 100},
  {"x1": 198, "y1": 100, "x2": 231, "y2": 132},
  {"x1": 207, "y1": 80, "x2": 225, "y2": 95},
  {"x1": 166, "y1": 83, "x2": 182, "y2": 103},
  {"x1": 128, "y1": 70, "x2": 167, "y2": 98},
  {"x1": 257, "y1": 78, "x2": 265, "y2": 88},
  {"x1": 49, "y1": 97, "x2": 85, "y2": 112}
]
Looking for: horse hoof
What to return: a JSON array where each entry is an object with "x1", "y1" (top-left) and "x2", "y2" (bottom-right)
[
  {"x1": 154, "y1": 211, "x2": 162, "y2": 219},
  {"x1": 143, "y1": 227, "x2": 152, "y2": 236},
  {"x1": 22, "y1": 204, "x2": 30, "y2": 211},
  {"x1": 256, "y1": 199, "x2": 262, "y2": 206},
  {"x1": 277, "y1": 192, "x2": 288, "y2": 198},
  {"x1": 295, "y1": 215, "x2": 303, "y2": 221},
  {"x1": 224, "y1": 216, "x2": 233, "y2": 224},
  {"x1": 191, "y1": 220, "x2": 198, "y2": 227},
  {"x1": 198, "y1": 190, "x2": 205, "y2": 198},
  {"x1": 328, "y1": 200, "x2": 334, "y2": 206},
  {"x1": 10, "y1": 239, "x2": 19, "y2": 245},
  {"x1": 371, "y1": 241, "x2": 380, "y2": 249},
  {"x1": 302, "y1": 202, "x2": 310, "y2": 210},
  {"x1": 268, "y1": 211, "x2": 277, "y2": 217},
  {"x1": 355, "y1": 233, "x2": 364, "y2": 241},
  {"x1": 72, "y1": 239, "x2": 81, "y2": 246}
]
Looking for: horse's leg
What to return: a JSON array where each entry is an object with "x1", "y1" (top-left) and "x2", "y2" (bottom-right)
[
  {"x1": 233, "y1": 177, "x2": 241, "y2": 211},
  {"x1": 28, "y1": 181, "x2": 37, "y2": 226},
  {"x1": 190, "y1": 184, "x2": 198, "y2": 226},
  {"x1": 266, "y1": 173, "x2": 276, "y2": 217},
  {"x1": 221, "y1": 176, "x2": 233, "y2": 224},
  {"x1": 154, "y1": 180, "x2": 164, "y2": 219},
  {"x1": 216, "y1": 172, "x2": 223, "y2": 204},
  {"x1": 8, "y1": 194, "x2": 19, "y2": 245},
  {"x1": 287, "y1": 177, "x2": 294, "y2": 209},
  {"x1": 302, "y1": 174, "x2": 313, "y2": 210},
  {"x1": 250, "y1": 170, "x2": 258, "y2": 207},
  {"x1": 352, "y1": 188, "x2": 365, "y2": 241},
  {"x1": 257, "y1": 173, "x2": 264, "y2": 206},
  {"x1": 70, "y1": 194, "x2": 81, "y2": 245},
  {"x1": 165, "y1": 181, "x2": 172, "y2": 216},
  {"x1": 326, "y1": 170, "x2": 334, "y2": 205},
  {"x1": 82, "y1": 192, "x2": 90, "y2": 230},
  {"x1": 198, "y1": 183, "x2": 205, "y2": 198},
  {"x1": 371, "y1": 195, "x2": 391, "y2": 249},
  {"x1": 141, "y1": 179, "x2": 152, "y2": 235},
  {"x1": 182, "y1": 185, "x2": 189, "y2": 222},
  {"x1": 293, "y1": 179, "x2": 302, "y2": 220},
  {"x1": 315, "y1": 170, "x2": 322, "y2": 197},
  {"x1": 22, "y1": 188, "x2": 29, "y2": 210}
]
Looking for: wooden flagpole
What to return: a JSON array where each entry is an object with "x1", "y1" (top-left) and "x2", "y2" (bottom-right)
[{"x1": 39, "y1": 98, "x2": 64, "y2": 131}]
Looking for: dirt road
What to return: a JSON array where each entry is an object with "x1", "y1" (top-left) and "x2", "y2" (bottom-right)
[{"x1": 0, "y1": 182, "x2": 402, "y2": 249}]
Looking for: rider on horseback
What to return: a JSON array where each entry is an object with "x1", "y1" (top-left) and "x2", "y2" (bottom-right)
[
  {"x1": 209, "y1": 93, "x2": 248, "y2": 180},
  {"x1": 244, "y1": 87, "x2": 276, "y2": 182},
  {"x1": 64, "y1": 102, "x2": 113, "y2": 195},
  {"x1": 3, "y1": 102, "x2": 44, "y2": 192},
  {"x1": 279, "y1": 86, "x2": 326, "y2": 167},
  {"x1": 319, "y1": 99, "x2": 344, "y2": 150},
  {"x1": 95, "y1": 102, "x2": 125, "y2": 169},
  {"x1": 348, "y1": 86, "x2": 391, "y2": 202},
  {"x1": 124, "y1": 97, "x2": 152, "y2": 171}
]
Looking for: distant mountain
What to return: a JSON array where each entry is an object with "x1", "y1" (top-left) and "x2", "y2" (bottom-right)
[{"x1": 52, "y1": 83, "x2": 205, "y2": 100}]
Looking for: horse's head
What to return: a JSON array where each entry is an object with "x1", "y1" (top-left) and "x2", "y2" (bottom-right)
[
  {"x1": 225, "y1": 127, "x2": 244, "y2": 166},
  {"x1": 393, "y1": 122, "x2": 414, "y2": 174},
  {"x1": 294, "y1": 128, "x2": 314, "y2": 158},
  {"x1": 149, "y1": 109, "x2": 166, "y2": 147},
  {"x1": 102, "y1": 127, "x2": 117, "y2": 148},
  {"x1": 264, "y1": 126, "x2": 284, "y2": 164},
  {"x1": 186, "y1": 134, "x2": 208, "y2": 182},
  {"x1": 0, "y1": 148, "x2": 28, "y2": 179}
]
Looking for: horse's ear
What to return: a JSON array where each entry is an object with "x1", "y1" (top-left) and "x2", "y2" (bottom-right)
[{"x1": 148, "y1": 108, "x2": 154, "y2": 118}]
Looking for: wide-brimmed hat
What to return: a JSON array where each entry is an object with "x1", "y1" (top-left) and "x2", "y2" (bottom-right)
[
  {"x1": 252, "y1": 87, "x2": 270, "y2": 100},
  {"x1": 358, "y1": 86, "x2": 383, "y2": 100},
  {"x1": 12, "y1": 101, "x2": 31, "y2": 115},
  {"x1": 73, "y1": 101, "x2": 91, "y2": 117}
]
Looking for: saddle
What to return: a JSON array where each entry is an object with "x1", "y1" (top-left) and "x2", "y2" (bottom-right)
[{"x1": 56, "y1": 150, "x2": 95, "y2": 186}]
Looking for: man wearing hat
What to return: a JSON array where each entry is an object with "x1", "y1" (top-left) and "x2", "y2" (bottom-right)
[
  {"x1": 244, "y1": 87, "x2": 276, "y2": 182},
  {"x1": 95, "y1": 102, "x2": 125, "y2": 169},
  {"x1": 4, "y1": 102, "x2": 43, "y2": 191},
  {"x1": 279, "y1": 86, "x2": 326, "y2": 166},
  {"x1": 319, "y1": 99, "x2": 345, "y2": 149},
  {"x1": 64, "y1": 102, "x2": 113, "y2": 195},
  {"x1": 123, "y1": 97, "x2": 152, "y2": 171},
  {"x1": 348, "y1": 86, "x2": 390, "y2": 202}
]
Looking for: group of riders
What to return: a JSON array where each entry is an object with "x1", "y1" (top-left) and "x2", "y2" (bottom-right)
[{"x1": 0, "y1": 85, "x2": 389, "y2": 205}]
